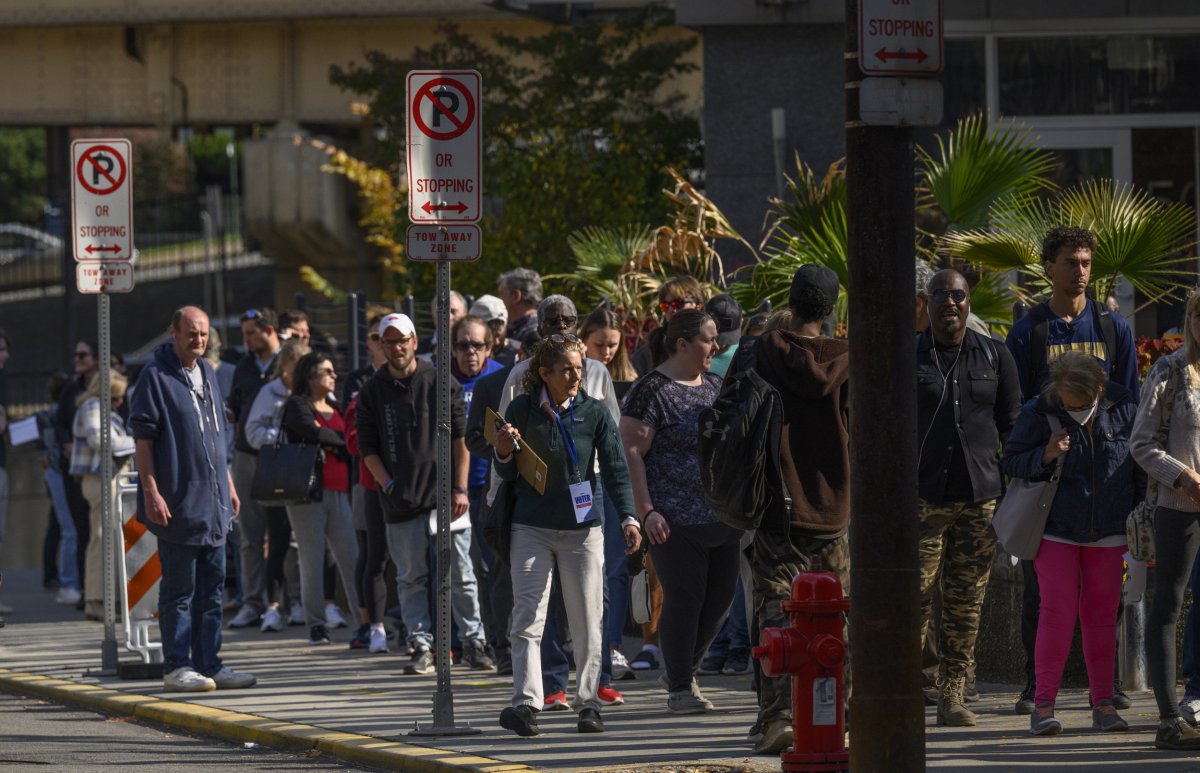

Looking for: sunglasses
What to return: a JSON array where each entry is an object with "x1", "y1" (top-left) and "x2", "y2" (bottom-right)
[
  {"x1": 659, "y1": 298, "x2": 699, "y2": 313},
  {"x1": 544, "y1": 315, "x2": 577, "y2": 328},
  {"x1": 454, "y1": 341, "x2": 488, "y2": 352},
  {"x1": 74, "y1": 351, "x2": 92, "y2": 359},
  {"x1": 380, "y1": 336, "x2": 414, "y2": 349},
  {"x1": 929, "y1": 289, "x2": 968, "y2": 305},
  {"x1": 547, "y1": 333, "x2": 580, "y2": 345}
]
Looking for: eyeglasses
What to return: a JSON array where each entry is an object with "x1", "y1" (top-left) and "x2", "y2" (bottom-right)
[
  {"x1": 315, "y1": 367, "x2": 337, "y2": 378},
  {"x1": 368, "y1": 333, "x2": 380, "y2": 341},
  {"x1": 380, "y1": 336, "x2": 413, "y2": 349},
  {"x1": 659, "y1": 298, "x2": 699, "y2": 313},
  {"x1": 929, "y1": 289, "x2": 968, "y2": 305},
  {"x1": 547, "y1": 333, "x2": 580, "y2": 345},
  {"x1": 241, "y1": 308, "x2": 261, "y2": 321},
  {"x1": 74, "y1": 351, "x2": 92, "y2": 359},
  {"x1": 543, "y1": 315, "x2": 577, "y2": 329},
  {"x1": 454, "y1": 341, "x2": 488, "y2": 352}
]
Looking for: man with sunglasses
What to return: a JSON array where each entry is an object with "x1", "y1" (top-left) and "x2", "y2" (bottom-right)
[
  {"x1": 225, "y1": 308, "x2": 282, "y2": 629},
  {"x1": 916, "y1": 269, "x2": 1021, "y2": 727},
  {"x1": 1004, "y1": 226, "x2": 1140, "y2": 714}
]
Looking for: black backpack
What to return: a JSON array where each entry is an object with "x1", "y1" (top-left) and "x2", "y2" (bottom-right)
[{"x1": 698, "y1": 337, "x2": 790, "y2": 531}]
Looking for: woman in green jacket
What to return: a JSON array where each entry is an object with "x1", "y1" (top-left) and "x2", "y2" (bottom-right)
[{"x1": 493, "y1": 334, "x2": 642, "y2": 737}]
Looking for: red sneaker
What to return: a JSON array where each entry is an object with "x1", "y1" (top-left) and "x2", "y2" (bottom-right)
[
  {"x1": 543, "y1": 690, "x2": 570, "y2": 711},
  {"x1": 597, "y1": 685, "x2": 625, "y2": 706}
]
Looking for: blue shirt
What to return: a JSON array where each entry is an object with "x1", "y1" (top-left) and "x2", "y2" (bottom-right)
[
  {"x1": 455, "y1": 358, "x2": 504, "y2": 489},
  {"x1": 1005, "y1": 299, "x2": 1140, "y2": 403}
]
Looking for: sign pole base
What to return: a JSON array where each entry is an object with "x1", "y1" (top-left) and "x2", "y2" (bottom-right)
[{"x1": 409, "y1": 692, "x2": 483, "y2": 737}]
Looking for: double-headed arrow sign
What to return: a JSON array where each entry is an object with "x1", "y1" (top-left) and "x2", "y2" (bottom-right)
[
  {"x1": 85, "y1": 244, "x2": 122, "y2": 255},
  {"x1": 421, "y1": 201, "x2": 469, "y2": 215},
  {"x1": 875, "y1": 47, "x2": 928, "y2": 64}
]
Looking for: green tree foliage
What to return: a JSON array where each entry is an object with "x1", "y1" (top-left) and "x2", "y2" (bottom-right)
[
  {"x1": 328, "y1": 11, "x2": 702, "y2": 298},
  {"x1": 0, "y1": 129, "x2": 47, "y2": 223}
]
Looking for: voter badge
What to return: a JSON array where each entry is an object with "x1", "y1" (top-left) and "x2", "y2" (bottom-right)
[{"x1": 569, "y1": 481, "x2": 596, "y2": 523}]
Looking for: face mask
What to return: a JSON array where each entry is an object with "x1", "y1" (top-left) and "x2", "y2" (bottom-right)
[{"x1": 1067, "y1": 403, "x2": 1098, "y2": 426}]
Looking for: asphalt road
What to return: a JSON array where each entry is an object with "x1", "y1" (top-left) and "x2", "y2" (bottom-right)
[{"x1": 0, "y1": 692, "x2": 373, "y2": 772}]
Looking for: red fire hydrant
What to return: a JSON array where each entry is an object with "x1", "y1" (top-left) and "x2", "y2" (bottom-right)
[{"x1": 752, "y1": 569, "x2": 850, "y2": 773}]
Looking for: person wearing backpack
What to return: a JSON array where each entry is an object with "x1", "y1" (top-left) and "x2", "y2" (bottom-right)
[
  {"x1": 916, "y1": 269, "x2": 1022, "y2": 727},
  {"x1": 746, "y1": 264, "x2": 851, "y2": 755},
  {"x1": 1004, "y1": 226, "x2": 1140, "y2": 714}
]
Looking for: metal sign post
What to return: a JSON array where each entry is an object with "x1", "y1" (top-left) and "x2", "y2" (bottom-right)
[
  {"x1": 72, "y1": 138, "x2": 134, "y2": 675},
  {"x1": 406, "y1": 69, "x2": 483, "y2": 738}
]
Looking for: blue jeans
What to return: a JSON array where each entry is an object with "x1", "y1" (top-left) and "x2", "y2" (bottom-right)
[
  {"x1": 44, "y1": 468, "x2": 79, "y2": 590},
  {"x1": 1183, "y1": 551, "x2": 1200, "y2": 699},
  {"x1": 705, "y1": 576, "x2": 751, "y2": 658},
  {"x1": 601, "y1": 486, "x2": 629, "y2": 647},
  {"x1": 158, "y1": 540, "x2": 225, "y2": 675},
  {"x1": 385, "y1": 515, "x2": 485, "y2": 649}
]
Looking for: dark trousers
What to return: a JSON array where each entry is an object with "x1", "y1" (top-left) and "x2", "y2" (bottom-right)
[
  {"x1": 650, "y1": 522, "x2": 742, "y2": 693},
  {"x1": 1020, "y1": 558, "x2": 1041, "y2": 686},
  {"x1": 158, "y1": 540, "x2": 226, "y2": 675},
  {"x1": 1149, "y1": 507, "x2": 1200, "y2": 719},
  {"x1": 63, "y1": 474, "x2": 90, "y2": 591},
  {"x1": 264, "y1": 506, "x2": 292, "y2": 606},
  {"x1": 354, "y1": 490, "x2": 389, "y2": 623}
]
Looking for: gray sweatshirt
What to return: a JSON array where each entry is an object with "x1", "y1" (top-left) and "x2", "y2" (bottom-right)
[{"x1": 1130, "y1": 349, "x2": 1200, "y2": 513}]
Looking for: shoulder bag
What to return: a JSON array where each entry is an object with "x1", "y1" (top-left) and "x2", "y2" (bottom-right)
[
  {"x1": 1127, "y1": 358, "x2": 1181, "y2": 562},
  {"x1": 992, "y1": 415, "x2": 1065, "y2": 561},
  {"x1": 251, "y1": 422, "x2": 324, "y2": 507}
]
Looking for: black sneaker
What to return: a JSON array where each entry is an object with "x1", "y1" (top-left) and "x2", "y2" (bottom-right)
[
  {"x1": 1015, "y1": 680, "x2": 1035, "y2": 715},
  {"x1": 348, "y1": 624, "x2": 370, "y2": 650},
  {"x1": 577, "y1": 706, "x2": 604, "y2": 733},
  {"x1": 405, "y1": 647, "x2": 435, "y2": 675},
  {"x1": 499, "y1": 704, "x2": 540, "y2": 737},
  {"x1": 463, "y1": 640, "x2": 496, "y2": 670},
  {"x1": 1112, "y1": 690, "x2": 1132, "y2": 710},
  {"x1": 308, "y1": 624, "x2": 331, "y2": 646},
  {"x1": 496, "y1": 649, "x2": 513, "y2": 676},
  {"x1": 722, "y1": 647, "x2": 753, "y2": 676},
  {"x1": 697, "y1": 654, "x2": 725, "y2": 676}
]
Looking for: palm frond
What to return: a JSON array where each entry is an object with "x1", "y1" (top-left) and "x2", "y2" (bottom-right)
[
  {"x1": 918, "y1": 113, "x2": 1058, "y2": 232},
  {"x1": 966, "y1": 270, "x2": 1017, "y2": 330}
]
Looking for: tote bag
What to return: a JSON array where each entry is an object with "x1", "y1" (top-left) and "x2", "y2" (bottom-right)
[
  {"x1": 251, "y1": 437, "x2": 323, "y2": 506},
  {"x1": 992, "y1": 415, "x2": 1065, "y2": 561}
]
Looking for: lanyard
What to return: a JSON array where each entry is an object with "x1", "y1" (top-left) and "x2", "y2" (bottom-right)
[{"x1": 551, "y1": 399, "x2": 580, "y2": 479}]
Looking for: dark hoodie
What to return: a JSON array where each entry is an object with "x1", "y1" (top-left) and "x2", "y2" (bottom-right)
[
  {"x1": 755, "y1": 329, "x2": 850, "y2": 537},
  {"x1": 128, "y1": 342, "x2": 234, "y2": 546}
]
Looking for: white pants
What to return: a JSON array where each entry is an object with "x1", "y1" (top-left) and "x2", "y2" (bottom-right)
[{"x1": 509, "y1": 524, "x2": 604, "y2": 710}]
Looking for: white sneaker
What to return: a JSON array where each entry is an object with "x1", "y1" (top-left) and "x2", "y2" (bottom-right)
[
  {"x1": 209, "y1": 666, "x2": 256, "y2": 689},
  {"x1": 369, "y1": 625, "x2": 389, "y2": 654},
  {"x1": 1181, "y1": 697, "x2": 1200, "y2": 727},
  {"x1": 324, "y1": 603, "x2": 349, "y2": 629},
  {"x1": 287, "y1": 600, "x2": 305, "y2": 626},
  {"x1": 226, "y1": 605, "x2": 261, "y2": 629},
  {"x1": 260, "y1": 606, "x2": 283, "y2": 632},
  {"x1": 611, "y1": 648, "x2": 632, "y2": 679},
  {"x1": 55, "y1": 587, "x2": 82, "y2": 605},
  {"x1": 163, "y1": 667, "x2": 216, "y2": 692}
]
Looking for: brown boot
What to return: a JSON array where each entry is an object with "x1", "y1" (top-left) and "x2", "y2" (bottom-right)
[{"x1": 937, "y1": 675, "x2": 978, "y2": 727}]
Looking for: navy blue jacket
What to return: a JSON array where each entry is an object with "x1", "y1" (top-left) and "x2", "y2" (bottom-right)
[
  {"x1": 129, "y1": 342, "x2": 234, "y2": 546},
  {"x1": 1000, "y1": 382, "x2": 1144, "y2": 544}
]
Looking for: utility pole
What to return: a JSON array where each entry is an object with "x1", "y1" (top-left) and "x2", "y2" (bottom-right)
[{"x1": 845, "y1": 0, "x2": 942, "y2": 768}]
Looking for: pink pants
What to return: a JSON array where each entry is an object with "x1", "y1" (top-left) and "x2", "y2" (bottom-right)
[{"x1": 1032, "y1": 539, "x2": 1125, "y2": 706}]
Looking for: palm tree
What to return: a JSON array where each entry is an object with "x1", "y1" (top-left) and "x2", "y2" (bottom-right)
[{"x1": 943, "y1": 180, "x2": 1197, "y2": 307}]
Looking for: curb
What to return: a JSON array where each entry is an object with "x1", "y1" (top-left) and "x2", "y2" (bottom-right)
[{"x1": 0, "y1": 669, "x2": 532, "y2": 773}]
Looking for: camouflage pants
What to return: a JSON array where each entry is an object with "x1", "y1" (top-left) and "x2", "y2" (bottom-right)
[
  {"x1": 752, "y1": 529, "x2": 850, "y2": 726},
  {"x1": 918, "y1": 498, "x2": 997, "y2": 680}
]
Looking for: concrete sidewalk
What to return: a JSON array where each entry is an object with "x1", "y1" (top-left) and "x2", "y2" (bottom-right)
[{"x1": 2, "y1": 569, "x2": 1199, "y2": 771}]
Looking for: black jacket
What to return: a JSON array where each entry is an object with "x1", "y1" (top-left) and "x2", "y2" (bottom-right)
[
  {"x1": 917, "y1": 329, "x2": 1022, "y2": 505},
  {"x1": 465, "y1": 364, "x2": 513, "y2": 460},
  {"x1": 355, "y1": 360, "x2": 466, "y2": 522},
  {"x1": 281, "y1": 395, "x2": 347, "y2": 458},
  {"x1": 228, "y1": 351, "x2": 277, "y2": 454}
]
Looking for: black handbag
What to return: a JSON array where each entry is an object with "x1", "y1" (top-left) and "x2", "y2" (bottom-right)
[
  {"x1": 483, "y1": 480, "x2": 515, "y2": 560},
  {"x1": 251, "y1": 435, "x2": 323, "y2": 506}
]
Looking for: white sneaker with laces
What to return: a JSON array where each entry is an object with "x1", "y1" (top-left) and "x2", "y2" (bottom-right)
[
  {"x1": 325, "y1": 603, "x2": 349, "y2": 629},
  {"x1": 55, "y1": 587, "x2": 82, "y2": 606},
  {"x1": 260, "y1": 606, "x2": 283, "y2": 632},
  {"x1": 287, "y1": 600, "x2": 305, "y2": 626},
  {"x1": 226, "y1": 605, "x2": 260, "y2": 629},
  {"x1": 1181, "y1": 697, "x2": 1200, "y2": 727},
  {"x1": 611, "y1": 648, "x2": 632, "y2": 679},
  {"x1": 163, "y1": 667, "x2": 216, "y2": 692},
  {"x1": 369, "y1": 625, "x2": 389, "y2": 654},
  {"x1": 209, "y1": 666, "x2": 256, "y2": 689}
]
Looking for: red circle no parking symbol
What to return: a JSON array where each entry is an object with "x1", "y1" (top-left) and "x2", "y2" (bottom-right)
[
  {"x1": 76, "y1": 145, "x2": 127, "y2": 196},
  {"x1": 412, "y1": 78, "x2": 476, "y2": 141}
]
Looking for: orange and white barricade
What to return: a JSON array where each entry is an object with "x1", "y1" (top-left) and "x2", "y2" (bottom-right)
[{"x1": 116, "y1": 470, "x2": 162, "y2": 664}]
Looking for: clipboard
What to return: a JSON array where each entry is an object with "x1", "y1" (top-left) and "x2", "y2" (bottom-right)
[{"x1": 485, "y1": 407, "x2": 549, "y2": 495}]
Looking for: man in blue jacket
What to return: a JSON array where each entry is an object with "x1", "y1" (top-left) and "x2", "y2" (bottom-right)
[
  {"x1": 130, "y1": 306, "x2": 256, "y2": 693},
  {"x1": 1004, "y1": 226, "x2": 1139, "y2": 714}
]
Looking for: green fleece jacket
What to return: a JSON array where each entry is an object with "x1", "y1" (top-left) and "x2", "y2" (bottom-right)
[{"x1": 497, "y1": 390, "x2": 635, "y2": 531}]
